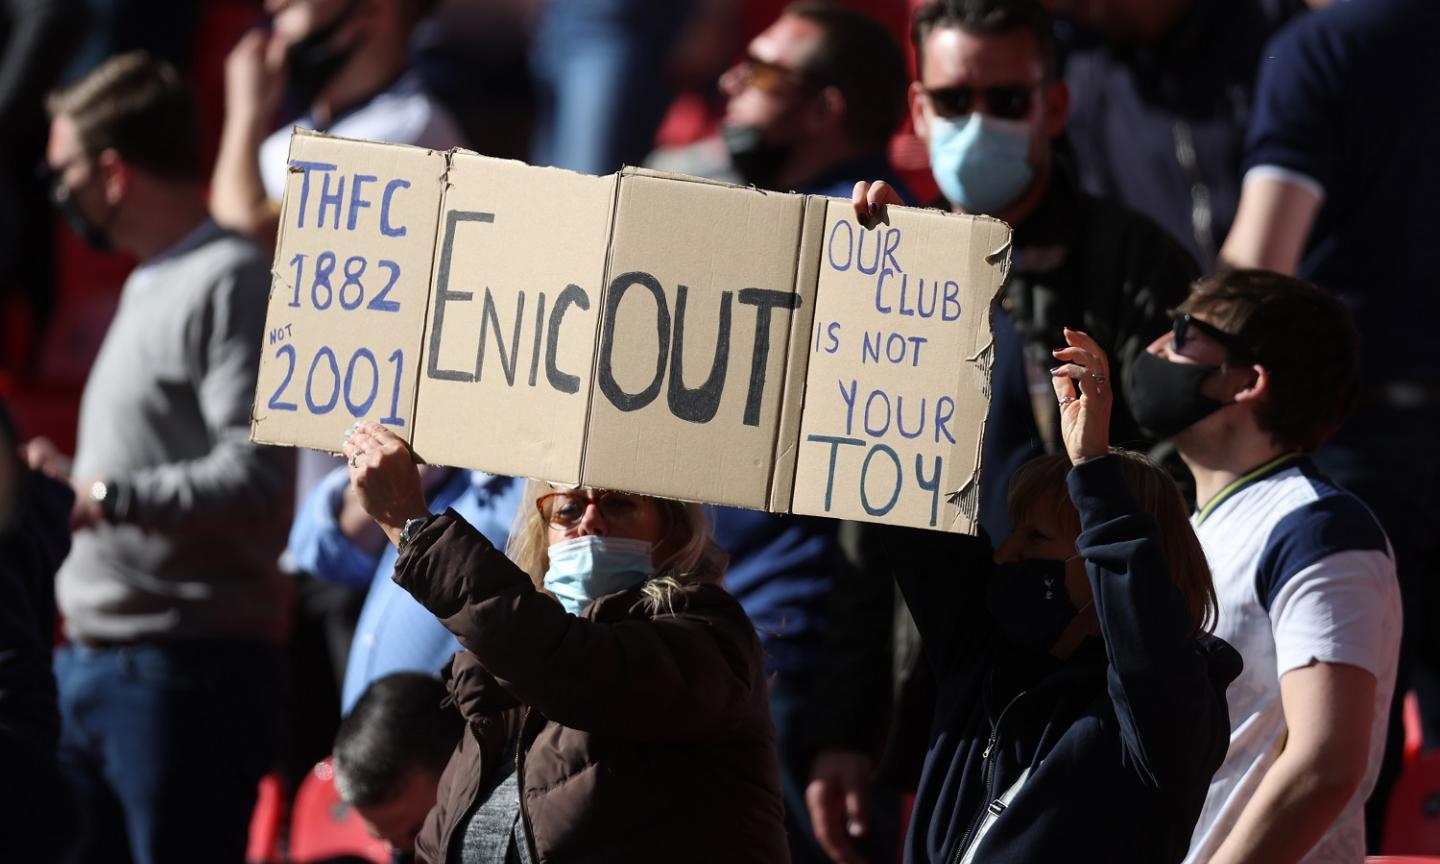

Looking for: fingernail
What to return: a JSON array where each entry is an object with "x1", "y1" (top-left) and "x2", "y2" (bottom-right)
[
  {"x1": 868, "y1": 202, "x2": 879, "y2": 215},
  {"x1": 1049, "y1": 365, "x2": 1063, "y2": 374}
]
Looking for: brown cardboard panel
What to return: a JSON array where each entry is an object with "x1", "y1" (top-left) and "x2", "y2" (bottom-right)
[
  {"x1": 767, "y1": 196, "x2": 827, "y2": 511},
  {"x1": 580, "y1": 175, "x2": 807, "y2": 509},
  {"x1": 251, "y1": 129, "x2": 445, "y2": 453},
  {"x1": 408, "y1": 151, "x2": 615, "y2": 484},
  {"x1": 788, "y1": 200, "x2": 1010, "y2": 533}
]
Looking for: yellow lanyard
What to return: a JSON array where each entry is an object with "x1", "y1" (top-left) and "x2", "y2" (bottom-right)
[{"x1": 1195, "y1": 452, "x2": 1303, "y2": 526}]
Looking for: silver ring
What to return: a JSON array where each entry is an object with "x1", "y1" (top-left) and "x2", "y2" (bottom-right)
[
  {"x1": 1091, "y1": 372, "x2": 1106, "y2": 384},
  {"x1": 1059, "y1": 396, "x2": 1078, "y2": 407},
  {"x1": 348, "y1": 453, "x2": 359, "y2": 467}
]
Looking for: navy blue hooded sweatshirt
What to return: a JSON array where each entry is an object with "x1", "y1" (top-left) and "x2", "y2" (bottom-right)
[{"x1": 896, "y1": 455, "x2": 1240, "y2": 864}]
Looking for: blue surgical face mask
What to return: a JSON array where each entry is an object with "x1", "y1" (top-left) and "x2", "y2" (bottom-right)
[
  {"x1": 927, "y1": 113, "x2": 1034, "y2": 215},
  {"x1": 543, "y1": 535, "x2": 655, "y2": 615}
]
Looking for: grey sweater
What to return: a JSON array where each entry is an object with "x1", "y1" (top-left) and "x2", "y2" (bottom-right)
[{"x1": 57, "y1": 221, "x2": 294, "y2": 643}]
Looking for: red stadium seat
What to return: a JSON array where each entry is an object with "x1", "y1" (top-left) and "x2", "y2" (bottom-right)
[
  {"x1": 246, "y1": 773, "x2": 285, "y2": 864},
  {"x1": 1384, "y1": 754, "x2": 1440, "y2": 854},
  {"x1": 1407, "y1": 690, "x2": 1425, "y2": 766},
  {"x1": 288, "y1": 759, "x2": 390, "y2": 864}
]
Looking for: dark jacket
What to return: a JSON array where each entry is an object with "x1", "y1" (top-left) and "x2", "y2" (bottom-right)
[
  {"x1": 394, "y1": 510, "x2": 789, "y2": 864},
  {"x1": 805, "y1": 171, "x2": 1200, "y2": 790},
  {"x1": 0, "y1": 468, "x2": 76, "y2": 860},
  {"x1": 894, "y1": 456, "x2": 1239, "y2": 864}
]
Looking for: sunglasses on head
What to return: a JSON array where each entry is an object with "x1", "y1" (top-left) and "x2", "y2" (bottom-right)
[
  {"x1": 925, "y1": 83, "x2": 1042, "y2": 121},
  {"x1": 536, "y1": 489, "x2": 646, "y2": 529},
  {"x1": 1171, "y1": 313, "x2": 1255, "y2": 362}
]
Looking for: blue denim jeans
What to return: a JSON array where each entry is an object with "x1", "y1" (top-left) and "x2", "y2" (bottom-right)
[{"x1": 55, "y1": 640, "x2": 282, "y2": 864}]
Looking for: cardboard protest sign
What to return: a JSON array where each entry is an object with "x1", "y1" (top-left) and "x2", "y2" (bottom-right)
[
  {"x1": 251, "y1": 133, "x2": 444, "y2": 453},
  {"x1": 409, "y1": 152, "x2": 615, "y2": 485},
  {"x1": 788, "y1": 199, "x2": 1011, "y2": 532},
  {"x1": 581, "y1": 173, "x2": 809, "y2": 509},
  {"x1": 252, "y1": 130, "x2": 1010, "y2": 532}
]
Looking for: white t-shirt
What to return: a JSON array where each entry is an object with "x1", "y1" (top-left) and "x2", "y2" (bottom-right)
[
  {"x1": 259, "y1": 70, "x2": 466, "y2": 202},
  {"x1": 1184, "y1": 455, "x2": 1401, "y2": 864}
]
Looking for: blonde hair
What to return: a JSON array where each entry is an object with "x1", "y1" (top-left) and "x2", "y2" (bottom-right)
[
  {"x1": 506, "y1": 480, "x2": 728, "y2": 613},
  {"x1": 1007, "y1": 451, "x2": 1217, "y2": 638}
]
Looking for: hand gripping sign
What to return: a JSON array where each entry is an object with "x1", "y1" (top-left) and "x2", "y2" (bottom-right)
[{"x1": 252, "y1": 130, "x2": 1011, "y2": 533}]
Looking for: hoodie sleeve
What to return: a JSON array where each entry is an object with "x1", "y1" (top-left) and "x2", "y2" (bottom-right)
[
  {"x1": 1068, "y1": 455, "x2": 1234, "y2": 790},
  {"x1": 887, "y1": 523, "x2": 996, "y2": 678}
]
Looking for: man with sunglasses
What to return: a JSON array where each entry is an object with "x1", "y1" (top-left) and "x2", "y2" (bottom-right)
[
  {"x1": 1125, "y1": 270, "x2": 1400, "y2": 864},
  {"x1": 906, "y1": 0, "x2": 1197, "y2": 470},
  {"x1": 711, "y1": 1, "x2": 909, "y2": 201}
]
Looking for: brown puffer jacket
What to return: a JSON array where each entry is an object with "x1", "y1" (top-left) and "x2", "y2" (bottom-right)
[{"x1": 395, "y1": 509, "x2": 790, "y2": 864}]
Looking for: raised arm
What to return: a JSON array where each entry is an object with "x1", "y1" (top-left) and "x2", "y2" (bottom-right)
[
  {"x1": 343, "y1": 421, "x2": 767, "y2": 742},
  {"x1": 210, "y1": 29, "x2": 287, "y2": 247},
  {"x1": 1052, "y1": 329, "x2": 1233, "y2": 787}
]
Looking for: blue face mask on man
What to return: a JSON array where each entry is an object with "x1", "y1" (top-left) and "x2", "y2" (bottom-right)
[
  {"x1": 927, "y1": 113, "x2": 1034, "y2": 215},
  {"x1": 543, "y1": 535, "x2": 655, "y2": 615}
]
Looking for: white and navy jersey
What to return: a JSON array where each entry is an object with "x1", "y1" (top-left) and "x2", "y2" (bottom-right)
[{"x1": 1184, "y1": 454, "x2": 1401, "y2": 864}]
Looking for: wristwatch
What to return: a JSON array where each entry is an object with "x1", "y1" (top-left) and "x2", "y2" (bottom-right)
[{"x1": 400, "y1": 514, "x2": 433, "y2": 548}]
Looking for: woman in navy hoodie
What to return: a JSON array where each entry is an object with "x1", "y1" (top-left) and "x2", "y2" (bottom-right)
[{"x1": 874, "y1": 321, "x2": 1240, "y2": 863}]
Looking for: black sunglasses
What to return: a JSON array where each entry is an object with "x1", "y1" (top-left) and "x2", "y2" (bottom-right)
[
  {"x1": 925, "y1": 83, "x2": 1042, "y2": 121},
  {"x1": 1172, "y1": 314, "x2": 1255, "y2": 362}
]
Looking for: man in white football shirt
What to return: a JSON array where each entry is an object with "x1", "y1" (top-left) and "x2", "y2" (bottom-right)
[{"x1": 1125, "y1": 268, "x2": 1401, "y2": 863}]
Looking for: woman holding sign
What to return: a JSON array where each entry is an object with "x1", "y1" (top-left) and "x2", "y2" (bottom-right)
[
  {"x1": 847, "y1": 182, "x2": 1235, "y2": 864},
  {"x1": 854, "y1": 323, "x2": 1239, "y2": 864},
  {"x1": 341, "y1": 420, "x2": 788, "y2": 864}
]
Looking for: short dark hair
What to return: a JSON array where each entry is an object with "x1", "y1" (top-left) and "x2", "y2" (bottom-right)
[
  {"x1": 333, "y1": 673, "x2": 463, "y2": 808},
  {"x1": 1179, "y1": 270, "x2": 1360, "y2": 453},
  {"x1": 47, "y1": 52, "x2": 203, "y2": 184},
  {"x1": 910, "y1": 0, "x2": 1057, "y2": 82},
  {"x1": 786, "y1": 2, "x2": 908, "y2": 150}
]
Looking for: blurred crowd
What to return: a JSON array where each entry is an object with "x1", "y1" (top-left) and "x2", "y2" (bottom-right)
[{"x1": 1, "y1": 0, "x2": 1437, "y2": 863}]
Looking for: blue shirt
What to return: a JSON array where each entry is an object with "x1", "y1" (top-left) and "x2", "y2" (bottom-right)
[
  {"x1": 287, "y1": 467, "x2": 524, "y2": 713},
  {"x1": 1244, "y1": 0, "x2": 1440, "y2": 382}
]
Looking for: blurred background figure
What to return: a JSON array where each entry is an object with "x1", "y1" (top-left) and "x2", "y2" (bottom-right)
[
  {"x1": 0, "y1": 0, "x2": 85, "y2": 374},
  {"x1": 529, "y1": 0, "x2": 697, "y2": 174},
  {"x1": 211, "y1": 0, "x2": 463, "y2": 253},
  {"x1": 0, "y1": 398, "x2": 75, "y2": 864},
  {"x1": 288, "y1": 462, "x2": 521, "y2": 716},
  {"x1": 332, "y1": 672, "x2": 464, "y2": 862},
  {"x1": 1048, "y1": 0, "x2": 1305, "y2": 268},
  {"x1": 30, "y1": 52, "x2": 293, "y2": 864}
]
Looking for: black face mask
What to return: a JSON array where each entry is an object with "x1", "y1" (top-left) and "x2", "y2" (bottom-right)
[
  {"x1": 1125, "y1": 350, "x2": 1227, "y2": 441},
  {"x1": 722, "y1": 123, "x2": 792, "y2": 189},
  {"x1": 986, "y1": 558, "x2": 1077, "y2": 654},
  {"x1": 49, "y1": 182, "x2": 112, "y2": 252},
  {"x1": 285, "y1": 0, "x2": 362, "y2": 108}
]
